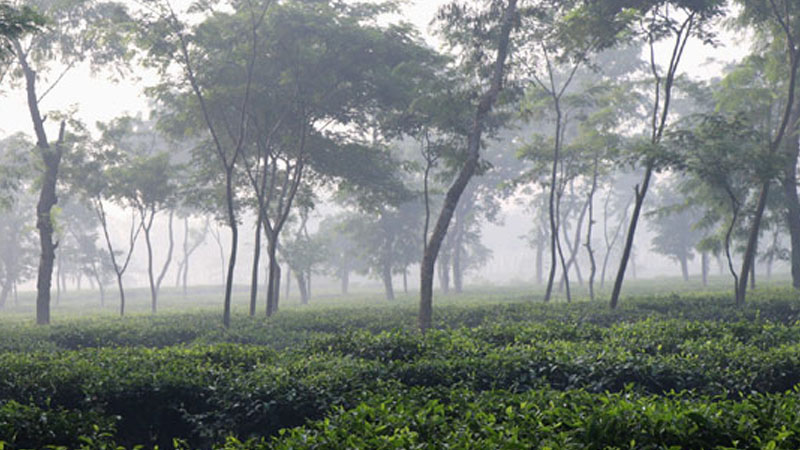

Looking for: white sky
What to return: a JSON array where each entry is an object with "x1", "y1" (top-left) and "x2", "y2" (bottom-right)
[{"x1": 0, "y1": 1, "x2": 749, "y2": 141}]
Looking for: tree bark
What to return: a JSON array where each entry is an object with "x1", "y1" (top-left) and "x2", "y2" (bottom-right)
[
  {"x1": 16, "y1": 40, "x2": 65, "y2": 325},
  {"x1": 701, "y1": 251, "x2": 708, "y2": 286},
  {"x1": 610, "y1": 13, "x2": 695, "y2": 309},
  {"x1": 586, "y1": 152, "x2": 599, "y2": 301},
  {"x1": 154, "y1": 210, "x2": 175, "y2": 304},
  {"x1": 418, "y1": 0, "x2": 516, "y2": 333},
  {"x1": 679, "y1": 254, "x2": 689, "y2": 282},
  {"x1": 250, "y1": 212, "x2": 263, "y2": 316},
  {"x1": 382, "y1": 262, "x2": 395, "y2": 301}
]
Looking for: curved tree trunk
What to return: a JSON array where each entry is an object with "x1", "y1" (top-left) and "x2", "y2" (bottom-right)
[{"x1": 419, "y1": 0, "x2": 517, "y2": 333}]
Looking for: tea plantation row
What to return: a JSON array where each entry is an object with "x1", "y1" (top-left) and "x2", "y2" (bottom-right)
[{"x1": 1, "y1": 289, "x2": 799, "y2": 448}]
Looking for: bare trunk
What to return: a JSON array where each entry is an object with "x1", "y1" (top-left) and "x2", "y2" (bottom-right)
[
  {"x1": 610, "y1": 165, "x2": 652, "y2": 308},
  {"x1": 143, "y1": 209, "x2": 158, "y2": 314},
  {"x1": 154, "y1": 210, "x2": 175, "y2": 304},
  {"x1": 701, "y1": 251, "x2": 708, "y2": 286},
  {"x1": 222, "y1": 169, "x2": 238, "y2": 328},
  {"x1": 737, "y1": 185, "x2": 767, "y2": 304},
  {"x1": 296, "y1": 270, "x2": 309, "y2": 305},
  {"x1": 419, "y1": 0, "x2": 516, "y2": 333},
  {"x1": 383, "y1": 262, "x2": 395, "y2": 301},
  {"x1": 17, "y1": 41, "x2": 65, "y2": 325},
  {"x1": 679, "y1": 254, "x2": 689, "y2": 282},
  {"x1": 586, "y1": 153, "x2": 599, "y2": 300},
  {"x1": 250, "y1": 212, "x2": 263, "y2": 316},
  {"x1": 266, "y1": 236, "x2": 279, "y2": 316},
  {"x1": 536, "y1": 241, "x2": 544, "y2": 285}
]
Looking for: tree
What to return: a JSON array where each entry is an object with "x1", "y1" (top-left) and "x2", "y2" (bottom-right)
[
  {"x1": 139, "y1": 0, "x2": 269, "y2": 327},
  {"x1": 112, "y1": 152, "x2": 177, "y2": 313},
  {"x1": 608, "y1": 0, "x2": 724, "y2": 309},
  {"x1": 667, "y1": 113, "x2": 770, "y2": 302},
  {"x1": 6, "y1": 0, "x2": 130, "y2": 324},
  {"x1": 419, "y1": 0, "x2": 518, "y2": 333},
  {"x1": 725, "y1": 0, "x2": 800, "y2": 300},
  {"x1": 648, "y1": 183, "x2": 705, "y2": 282}
]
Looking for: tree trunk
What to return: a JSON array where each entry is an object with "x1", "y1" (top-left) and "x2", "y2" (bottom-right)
[
  {"x1": 610, "y1": 165, "x2": 652, "y2": 309},
  {"x1": 419, "y1": 0, "x2": 516, "y2": 333},
  {"x1": 679, "y1": 254, "x2": 689, "y2": 282},
  {"x1": 273, "y1": 262, "x2": 281, "y2": 312},
  {"x1": 586, "y1": 153, "x2": 599, "y2": 301},
  {"x1": 382, "y1": 262, "x2": 395, "y2": 301},
  {"x1": 296, "y1": 270, "x2": 309, "y2": 305},
  {"x1": 701, "y1": 251, "x2": 708, "y2": 286},
  {"x1": 143, "y1": 208, "x2": 158, "y2": 314},
  {"x1": 0, "y1": 282, "x2": 11, "y2": 309},
  {"x1": 16, "y1": 40, "x2": 65, "y2": 326},
  {"x1": 250, "y1": 213, "x2": 263, "y2": 316},
  {"x1": 403, "y1": 268, "x2": 408, "y2": 294},
  {"x1": 222, "y1": 168, "x2": 239, "y2": 328},
  {"x1": 737, "y1": 185, "x2": 768, "y2": 304},
  {"x1": 536, "y1": 241, "x2": 544, "y2": 285},
  {"x1": 154, "y1": 210, "x2": 175, "y2": 305},
  {"x1": 266, "y1": 236, "x2": 279, "y2": 317}
]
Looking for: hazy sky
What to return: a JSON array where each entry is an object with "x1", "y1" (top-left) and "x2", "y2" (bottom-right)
[{"x1": 0, "y1": 1, "x2": 748, "y2": 141}]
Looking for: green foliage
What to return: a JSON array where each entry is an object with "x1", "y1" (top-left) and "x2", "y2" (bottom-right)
[{"x1": 1, "y1": 291, "x2": 800, "y2": 447}]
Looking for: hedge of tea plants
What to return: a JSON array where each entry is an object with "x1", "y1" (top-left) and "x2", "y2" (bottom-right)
[{"x1": 0, "y1": 289, "x2": 799, "y2": 448}]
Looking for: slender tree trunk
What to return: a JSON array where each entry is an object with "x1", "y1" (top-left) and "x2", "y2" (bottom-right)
[
  {"x1": 0, "y1": 283, "x2": 10, "y2": 309},
  {"x1": 16, "y1": 40, "x2": 65, "y2": 326},
  {"x1": 679, "y1": 254, "x2": 689, "y2": 282},
  {"x1": 586, "y1": 153, "x2": 599, "y2": 300},
  {"x1": 266, "y1": 237, "x2": 278, "y2": 316},
  {"x1": 737, "y1": 186, "x2": 767, "y2": 304},
  {"x1": 250, "y1": 211, "x2": 263, "y2": 316},
  {"x1": 701, "y1": 251, "x2": 708, "y2": 286},
  {"x1": 142, "y1": 209, "x2": 158, "y2": 314},
  {"x1": 610, "y1": 14, "x2": 696, "y2": 308},
  {"x1": 273, "y1": 262, "x2": 281, "y2": 311},
  {"x1": 560, "y1": 196, "x2": 589, "y2": 291},
  {"x1": 296, "y1": 270, "x2": 309, "y2": 305},
  {"x1": 536, "y1": 241, "x2": 544, "y2": 285},
  {"x1": 611, "y1": 165, "x2": 652, "y2": 308},
  {"x1": 222, "y1": 168, "x2": 239, "y2": 327},
  {"x1": 383, "y1": 262, "x2": 395, "y2": 301},
  {"x1": 154, "y1": 210, "x2": 175, "y2": 303},
  {"x1": 419, "y1": 0, "x2": 516, "y2": 333},
  {"x1": 403, "y1": 268, "x2": 408, "y2": 294},
  {"x1": 55, "y1": 252, "x2": 62, "y2": 306}
]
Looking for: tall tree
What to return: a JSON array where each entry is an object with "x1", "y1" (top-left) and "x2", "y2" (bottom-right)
[
  {"x1": 6, "y1": 0, "x2": 129, "y2": 324},
  {"x1": 609, "y1": 0, "x2": 724, "y2": 308},
  {"x1": 732, "y1": 0, "x2": 800, "y2": 301},
  {"x1": 139, "y1": 0, "x2": 269, "y2": 327},
  {"x1": 419, "y1": 0, "x2": 518, "y2": 333}
]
